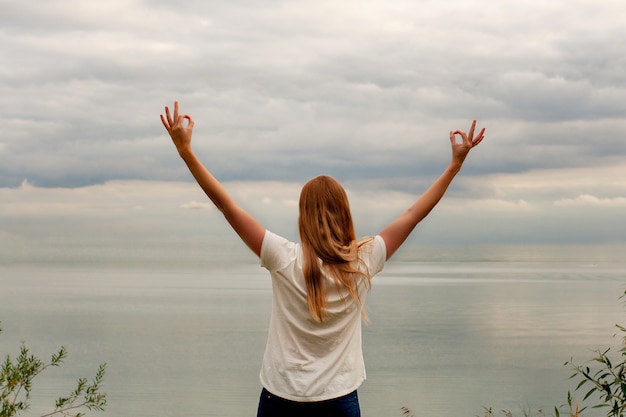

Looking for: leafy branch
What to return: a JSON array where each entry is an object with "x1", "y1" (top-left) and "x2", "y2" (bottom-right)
[
  {"x1": 563, "y1": 322, "x2": 626, "y2": 417},
  {"x1": 0, "y1": 322, "x2": 107, "y2": 417}
]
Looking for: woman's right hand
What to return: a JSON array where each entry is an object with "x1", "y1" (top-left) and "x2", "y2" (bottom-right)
[
  {"x1": 449, "y1": 120, "x2": 485, "y2": 166},
  {"x1": 160, "y1": 101, "x2": 195, "y2": 154}
]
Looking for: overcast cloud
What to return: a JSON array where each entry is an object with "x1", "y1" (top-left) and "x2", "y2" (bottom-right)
[{"x1": 1, "y1": 0, "x2": 625, "y2": 252}]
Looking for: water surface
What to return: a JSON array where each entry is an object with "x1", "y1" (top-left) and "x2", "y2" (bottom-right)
[{"x1": 1, "y1": 243, "x2": 624, "y2": 417}]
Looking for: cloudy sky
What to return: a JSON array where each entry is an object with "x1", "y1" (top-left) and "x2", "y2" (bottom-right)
[{"x1": 1, "y1": 0, "x2": 625, "y2": 261}]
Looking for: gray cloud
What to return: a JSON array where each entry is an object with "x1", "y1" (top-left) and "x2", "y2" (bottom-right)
[{"x1": 0, "y1": 0, "x2": 625, "y2": 243}]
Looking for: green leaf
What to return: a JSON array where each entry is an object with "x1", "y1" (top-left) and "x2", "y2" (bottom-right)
[{"x1": 583, "y1": 387, "x2": 598, "y2": 401}]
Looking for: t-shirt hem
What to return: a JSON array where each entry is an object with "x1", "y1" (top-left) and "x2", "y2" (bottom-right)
[{"x1": 260, "y1": 374, "x2": 366, "y2": 403}]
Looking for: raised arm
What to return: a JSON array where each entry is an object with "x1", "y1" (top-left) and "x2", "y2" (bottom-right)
[
  {"x1": 160, "y1": 101, "x2": 266, "y2": 257},
  {"x1": 379, "y1": 120, "x2": 485, "y2": 260}
]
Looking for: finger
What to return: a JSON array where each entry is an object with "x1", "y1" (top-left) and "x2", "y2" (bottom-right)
[
  {"x1": 473, "y1": 128, "x2": 486, "y2": 146},
  {"x1": 450, "y1": 130, "x2": 462, "y2": 144},
  {"x1": 450, "y1": 130, "x2": 467, "y2": 145},
  {"x1": 160, "y1": 114, "x2": 171, "y2": 131},
  {"x1": 164, "y1": 106, "x2": 173, "y2": 125},
  {"x1": 174, "y1": 101, "x2": 179, "y2": 122},
  {"x1": 467, "y1": 120, "x2": 476, "y2": 142},
  {"x1": 184, "y1": 115, "x2": 194, "y2": 128}
]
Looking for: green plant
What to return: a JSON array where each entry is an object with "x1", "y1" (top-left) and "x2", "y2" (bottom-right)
[
  {"x1": 401, "y1": 406, "x2": 415, "y2": 417},
  {"x1": 563, "y1": 320, "x2": 626, "y2": 417},
  {"x1": 0, "y1": 322, "x2": 107, "y2": 417},
  {"x1": 479, "y1": 405, "x2": 548, "y2": 417}
]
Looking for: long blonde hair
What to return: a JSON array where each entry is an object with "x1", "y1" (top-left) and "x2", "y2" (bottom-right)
[{"x1": 298, "y1": 176, "x2": 371, "y2": 322}]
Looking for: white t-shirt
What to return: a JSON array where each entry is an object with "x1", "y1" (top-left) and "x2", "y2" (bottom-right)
[{"x1": 259, "y1": 230, "x2": 387, "y2": 402}]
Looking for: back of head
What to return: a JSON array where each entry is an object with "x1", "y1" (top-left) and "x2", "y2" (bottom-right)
[
  {"x1": 298, "y1": 176, "x2": 366, "y2": 322},
  {"x1": 298, "y1": 175, "x2": 356, "y2": 261}
]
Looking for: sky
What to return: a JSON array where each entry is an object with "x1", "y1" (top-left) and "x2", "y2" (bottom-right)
[{"x1": 1, "y1": 0, "x2": 626, "y2": 261}]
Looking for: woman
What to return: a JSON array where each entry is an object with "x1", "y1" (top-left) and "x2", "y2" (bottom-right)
[{"x1": 160, "y1": 101, "x2": 485, "y2": 417}]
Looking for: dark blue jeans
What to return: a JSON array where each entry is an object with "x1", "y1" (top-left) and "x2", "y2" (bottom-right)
[{"x1": 256, "y1": 387, "x2": 361, "y2": 417}]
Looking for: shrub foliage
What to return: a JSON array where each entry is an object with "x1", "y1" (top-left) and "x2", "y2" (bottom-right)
[{"x1": 0, "y1": 322, "x2": 107, "y2": 417}]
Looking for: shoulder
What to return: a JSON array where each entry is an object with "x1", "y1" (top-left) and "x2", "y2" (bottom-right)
[
  {"x1": 358, "y1": 235, "x2": 386, "y2": 255},
  {"x1": 358, "y1": 235, "x2": 387, "y2": 274},
  {"x1": 260, "y1": 230, "x2": 300, "y2": 271}
]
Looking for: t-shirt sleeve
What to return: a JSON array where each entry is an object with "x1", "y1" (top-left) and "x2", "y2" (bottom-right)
[
  {"x1": 260, "y1": 230, "x2": 296, "y2": 272},
  {"x1": 360, "y1": 235, "x2": 386, "y2": 278}
]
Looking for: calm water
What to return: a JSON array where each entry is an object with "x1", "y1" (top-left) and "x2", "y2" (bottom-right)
[{"x1": 1, "y1": 243, "x2": 624, "y2": 417}]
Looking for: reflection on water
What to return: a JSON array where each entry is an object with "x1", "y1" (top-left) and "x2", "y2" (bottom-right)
[{"x1": 1, "y1": 245, "x2": 624, "y2": 417}]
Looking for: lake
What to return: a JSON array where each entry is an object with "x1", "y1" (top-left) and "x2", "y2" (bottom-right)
[{"x1": 1, "y1": 243, "x2": 624, "y2": 417}]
